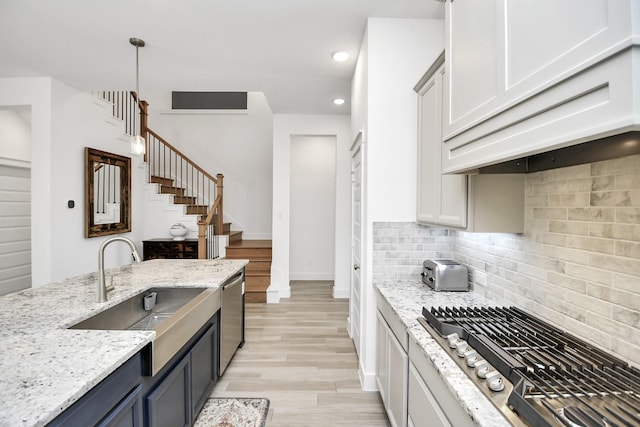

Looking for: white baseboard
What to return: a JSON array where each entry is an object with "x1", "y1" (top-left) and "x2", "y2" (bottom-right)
[
  {"x1": 333, "y1": 287, "x2": 350, "y2": 299},
  {"x1": 266, "y1": 283, "x2": 290, "y2": 303},
  {"x1": 289, "y1": 273, "x2": 334, "y2": 281},
  {"x1": 359, "y1": 363, "x2": 378, "y2": 391}
]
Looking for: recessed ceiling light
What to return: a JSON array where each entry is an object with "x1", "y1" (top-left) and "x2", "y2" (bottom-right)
[
  {"x1": 333, "y1": 98, "x2": 345, "y2": 105},
  {"x1": 332, "y1": 51, "x2": 349, "y2": 62}
]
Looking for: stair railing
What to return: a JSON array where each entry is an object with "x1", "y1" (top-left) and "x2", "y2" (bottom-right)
[{"x1": 96, "y1": 90, "x2": 224, "y2": 259}]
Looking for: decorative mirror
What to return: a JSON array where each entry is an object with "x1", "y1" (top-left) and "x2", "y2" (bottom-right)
[{"x1": 85, "y1": 147, "x2": 131, "y2": 238}]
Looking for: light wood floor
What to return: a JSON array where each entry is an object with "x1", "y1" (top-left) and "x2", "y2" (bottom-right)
[{"x1": 210, "y1": 281, "x2": 389, "y2": 426}]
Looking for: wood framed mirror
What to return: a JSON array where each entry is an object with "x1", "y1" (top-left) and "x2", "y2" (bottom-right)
[{"x1": 85, "y1": 147, "x2": 131, "y2": 238}]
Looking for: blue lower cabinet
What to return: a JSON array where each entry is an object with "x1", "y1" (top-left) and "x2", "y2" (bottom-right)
[
  {"x1": 145, "y1": 321, "x2": 218, "y2": 427},
  {"x1": 142, "y1": 314, "x2": 219, "y2": 427},
  {"x1": 48, "y1": 353, "x2": 143, "y2": 427},
  {"x1": 97, "y1": 385, "x2": 143, "y2": 427},
  {"x1": 191, "y1": 323, "x2": 218, "y2": 417},
  {"x1": 145, "y1": 356, "x2": 191, "y2": 427}
]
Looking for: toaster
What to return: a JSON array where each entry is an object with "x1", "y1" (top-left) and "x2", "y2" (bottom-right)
[{"x1": 421, "y1": 259, "x2": 469, "y2": 291}]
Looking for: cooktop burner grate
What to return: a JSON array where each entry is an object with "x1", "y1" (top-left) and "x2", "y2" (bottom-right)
[{"x1": 421, "y1": 306, "x2": 640, "y2": 427}]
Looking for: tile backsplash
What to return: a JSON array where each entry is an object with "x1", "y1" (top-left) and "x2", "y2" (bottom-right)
[{"x1": 373, "y1": 154, "x2": 640, "y2": 366}]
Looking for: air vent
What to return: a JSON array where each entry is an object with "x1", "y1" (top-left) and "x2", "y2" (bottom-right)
[{"x1": 171, "y1": 92, "x2": 247, "y2": 110}]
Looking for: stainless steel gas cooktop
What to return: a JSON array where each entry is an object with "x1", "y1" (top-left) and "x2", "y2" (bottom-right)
[{"x1": 419, "y1": 306, "x2": 640, "y2": 427}]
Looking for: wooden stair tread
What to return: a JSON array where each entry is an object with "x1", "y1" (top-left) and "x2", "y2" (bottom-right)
[
  {"x1": 174, "y1": 196, "x2": 197, "y2": 204},
  {"x1": 160, "y1": 185, "x2": 186, "y2": 195},
  {"x1": 150, "y1": 176, "x2": 174, "y2": 186}
]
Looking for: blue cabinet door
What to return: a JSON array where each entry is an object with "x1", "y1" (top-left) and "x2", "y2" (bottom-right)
[
  {"x1": 191, "y1": 321, "x2": 218, "y2": 418},
  {"x1": 145, "y1": 355, "x2": 191, "y2": 427}
]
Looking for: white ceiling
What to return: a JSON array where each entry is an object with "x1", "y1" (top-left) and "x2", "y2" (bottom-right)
[{"x1": 0, "y1": 0, "x2": 444, "y2": 115}]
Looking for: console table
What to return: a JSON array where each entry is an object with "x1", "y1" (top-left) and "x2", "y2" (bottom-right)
[{"x1": 143, "y1": 238, "x2": 198, "y2": 260}]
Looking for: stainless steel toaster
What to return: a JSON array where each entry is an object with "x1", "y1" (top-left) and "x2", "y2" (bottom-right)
[{"x1": 421, "y1": 259, "x2": 469, "y2": 291}]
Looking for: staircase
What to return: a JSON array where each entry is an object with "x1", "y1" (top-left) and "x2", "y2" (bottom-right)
[
  {"x1": 98, "y1": 90, "x2": 271, "y2": 302},
  {"x1": 150, "y1": 176, "x2": 209, "y2": 215},
  {"x1": 225, "y1": 237, "x2": 272, "y2": 303}
]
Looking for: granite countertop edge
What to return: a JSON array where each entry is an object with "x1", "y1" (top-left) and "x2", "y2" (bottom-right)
[
  {"x1": 0, "y1": 259, "x2": 248, "y2": 427},
  {"x1": 374, "y1": 279, "x2": 512, "y2": 427}
]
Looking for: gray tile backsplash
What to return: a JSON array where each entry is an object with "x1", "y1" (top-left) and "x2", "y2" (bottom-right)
[{"x1": 373, "y1": 154, "x2": 640, "y2": 366}]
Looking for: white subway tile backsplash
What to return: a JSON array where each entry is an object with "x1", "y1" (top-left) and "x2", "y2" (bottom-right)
[
  {"x1": 549, "y1": 193, "x2": 590, "y2": 207},
  {"x1": 590, "y1": 190, "x2": 636, "y2": 207},
  {"x1": 564, "y1": 263, "x2": 613, "y2": 285},
  {"x1": 591, "y1": 155, "x2": 639, "y2": 176},
  {"x1": 611, "y1": 338, "x2": 640, "y2": 365},
  {"x1": 613, "y1": 273, "x2": 640, "y2": 294},
  {"x1": 565, "y1": 235, "x2": 614, "y2": 255},
  {"x1": 589, "y1": 222, "x2": 640, "y2": 240},
  {"x1": 615, "y1": 240, "x2": 640, "y2": 258},
  {"x1": 590, "y1": 175, "x2": 615, "y2": 191},
  {"x1": 564, "y1": 317, "x2": 612, "y2": 349},
  {"x1": 567, "y1": 207, "x2": 615, "y2": 222},
  {"x1": 549, "y1": 220, "x2": 590, "y2": 236},
  {"x1": 615, "y1": 172, "x2": 640, "y2": 188},
  {"x1": 548, "y1": 272, "x2": 587, "y2": 294},
  {"x1": 616, "y1": 207, "x2": 640, "y2": 223}
]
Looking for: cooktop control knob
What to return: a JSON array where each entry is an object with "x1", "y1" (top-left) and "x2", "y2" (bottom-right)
[
  {"x1": 455, "y1": 340, "x2": 471, "y2": 357},
  {"x1": 446, "y1": 333, "x2": 460, "y2": 349},
  {"x1": 474, "y1": 360, "x2": 490, "y2": 379},
  {"x1": 464, "y1": 350, "x2": 480, "y2": 367},
  {"x1": 485, "y1": 370, "x2": 505, "y2": 392}
]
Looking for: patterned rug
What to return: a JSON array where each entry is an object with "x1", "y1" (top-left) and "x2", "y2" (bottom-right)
[{"x1": 194, "y1": 397, "x2": 270, "y2": 427}]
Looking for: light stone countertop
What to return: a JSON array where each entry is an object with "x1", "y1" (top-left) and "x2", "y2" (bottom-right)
[
  {"x1": 0, "y1": 259, "x2": 248, "y2": 427},
  {"x1": 375, "y1": 279, "x2": 512, "y2": 427}
]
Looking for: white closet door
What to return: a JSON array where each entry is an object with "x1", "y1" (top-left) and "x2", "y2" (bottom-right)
[{"x1": 0, "y1": 165, "x2": 31, "y2": 295}]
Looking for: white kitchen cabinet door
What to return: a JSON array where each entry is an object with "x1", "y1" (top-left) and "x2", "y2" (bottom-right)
[
  {"x1": 388, "y1": 328, "x2": 408, "y2": 427},
  {"x1": 443, "y1": 0, "x2": 500, "y2": 138},
  {"x1": 376, "y1": 310, "x2": 408, "y2": 427},
  {"x1": 408, "y1": 362, "x2": 451, "y2": 427},
  {"x1": 376, "y1": 311, "x2": 389, "y2": 409},
  {"x1": 442, "y1": 0, "x2": 640, "y2": 173},
  {"x1": 408, "y1": 337, "x2": 475, "y2": 427},
  {"x1": 416, "y1": 54, "x2": 524, "y2": 233},
  {"x1": 416, "y1": 54, "x2": 467, "y2": 228}
]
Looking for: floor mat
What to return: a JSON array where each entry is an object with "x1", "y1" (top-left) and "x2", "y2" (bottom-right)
[{"x1": 194, "y1": 397, "x2": 270, "y2": 427}]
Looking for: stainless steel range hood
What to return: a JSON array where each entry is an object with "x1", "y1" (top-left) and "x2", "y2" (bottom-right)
[{"x1": 476, "y1": 131, "x2": 640, "y2": 174}]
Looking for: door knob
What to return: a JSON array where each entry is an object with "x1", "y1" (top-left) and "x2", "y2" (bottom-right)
[{"x1": 353, "y1": 264, "x2": 360, "y2": 270}]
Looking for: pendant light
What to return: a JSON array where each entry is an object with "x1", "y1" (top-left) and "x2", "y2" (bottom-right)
[{"x1": 130, "y1": 37, "x2": 146, "y2": 155}]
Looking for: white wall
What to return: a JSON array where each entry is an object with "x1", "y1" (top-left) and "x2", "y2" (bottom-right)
[
  {"x1": 349, "y1": 18, "x2": 444, "y2": 389},
  {"x1": 49, "y1": 79, "x2": 147, "y2": 281},
  {"x1": 146, "y1": 92, "x2": 273, "y2": 239},
  {"x1": 272, "y1": 114, "x2": 351, "y2": 302},
  {"x1": 289, "y1": 135, "x2": 336, "y2": 280}
]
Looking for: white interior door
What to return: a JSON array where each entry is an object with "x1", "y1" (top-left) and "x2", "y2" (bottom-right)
[{"x1": 350, "y1": 133, "x2": 363, "y2": 355}]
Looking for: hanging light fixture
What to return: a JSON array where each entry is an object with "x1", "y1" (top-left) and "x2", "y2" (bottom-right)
[{"x1": 130, "y1": 37, "x2": 146, "y2": 155}]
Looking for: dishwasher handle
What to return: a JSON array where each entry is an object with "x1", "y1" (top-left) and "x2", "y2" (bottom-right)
[{"x1": 222, "y1": 270, "x2": 244, "y2": 291}]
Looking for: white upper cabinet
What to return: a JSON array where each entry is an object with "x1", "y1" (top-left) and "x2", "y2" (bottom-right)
[
  {"x1": 442, "y1": 0, "x2": 640, "y2": 173},
  {"x1": 416, "y1": 55, "x2": 467, "y2": 228},
  {"x1": 416, "y1": 53, "x2": 525, "y2": 233}
]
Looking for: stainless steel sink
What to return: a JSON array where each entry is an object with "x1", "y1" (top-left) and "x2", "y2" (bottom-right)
[{"x1": 70, "y1": 287, "x2": 221, "y2": 375}]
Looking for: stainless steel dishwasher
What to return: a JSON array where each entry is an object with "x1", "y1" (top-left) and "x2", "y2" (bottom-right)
[{"x1": 220, "y1": 269, "x2": 245, "y2": 375}]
